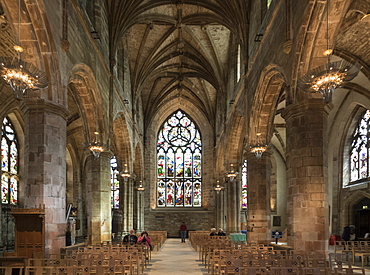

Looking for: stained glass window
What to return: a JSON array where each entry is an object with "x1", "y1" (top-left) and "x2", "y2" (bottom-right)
[
  {"x1": 1, "y1": 117, "x2": 18, "y2": 205},
  {"x1": 157, "y1": 110, "x2": 202, "y2": 207},
  {"x1": 110, "y1": 156, "x2": 120, "y2": 208},
  {"x1": 241, "y1": 160, "x2": 248, "y2": 209},
  {"x1": 350, "y1": 110, "x2": 370, "y2": 184}
]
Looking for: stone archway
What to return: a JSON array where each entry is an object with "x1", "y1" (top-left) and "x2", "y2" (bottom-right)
[{"x1": 342, "y1": 191, "x2": 370, "y2": 232}]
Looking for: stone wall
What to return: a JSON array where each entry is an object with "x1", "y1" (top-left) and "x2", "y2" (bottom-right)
[{"x1": 144, "y1": 210, "x2": 215, "y2": 238}]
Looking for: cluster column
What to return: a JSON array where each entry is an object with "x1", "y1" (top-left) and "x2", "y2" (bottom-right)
[
  {"x1": 21, "y1": 99, "x2": 69, "y2": 255},
  {"x1": 282, "y1": 100, "x2": 329, "y2": 253},
  {"x1": 247, "y1": 152, "x2": 271, "y2": 244},
  {"x1": 226, "y1": 177, "x2": 240, "y2": 233},
  {"x1": 121, "y1": 177, "x2": 134, "y2": 234},
  {"x1": 85, "y1": 152, "x2": 112, "y2": 244}
]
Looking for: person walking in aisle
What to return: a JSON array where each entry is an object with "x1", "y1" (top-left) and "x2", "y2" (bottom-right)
[{"x1": 180, "y1": 222, "x2": 187, "y2": 243}]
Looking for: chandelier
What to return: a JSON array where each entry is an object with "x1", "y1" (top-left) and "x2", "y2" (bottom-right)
[
  {"x1": 298, "y1": 60, "x2": 361, "y2": 102},
  {"x1": 298, "y1": 0, "x2": 361, "y2": 102},
  {"x1": 84, "y1": 132, "x2": 106, "y2": 158},
  {"x1": 250, "y1": 144, "x2": 268, "y2": 159},
  {"x1": 0, "y1": 0, "x2": 48, "y2": 98},
  {"x1": 250, "y1": 133, "x2": 267, "y2": 159},
  {"x1": 120, "y1": 163, "x2": 132, "y2": 178}
]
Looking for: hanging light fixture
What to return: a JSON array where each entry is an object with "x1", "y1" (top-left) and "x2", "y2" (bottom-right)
[
  {"x1": 298, "y1": 0, "x2": 361, "y2": 102},
  {"x1": 214, "y1": 180, "x2": 223, "y2": 193},
  {"x1": 136, "y1": 180, "x2": 145, "y2": 191},
  {"x1": 226, "y1": 164, "x2": 238, "y2": 181},
  {"x1": 84, "y1": 132, "x2": 106, "y2": 158},
  {"x1": 120, "y1": 163, "x2": 132, "y2": 178},
  {"x1": 0, "y1": 0, "x2": 48, "y2": 99},
  {"x1": 250, "y1": 133, "x2": 267, "y2": 159}
]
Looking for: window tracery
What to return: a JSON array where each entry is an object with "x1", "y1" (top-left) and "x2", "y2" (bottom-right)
[
  {"x1": 157, "y1": 110, "x2": 202, "y2": 207},
  {"x1": 349, "y1": 110, "x2": 370, "y2": 184}
]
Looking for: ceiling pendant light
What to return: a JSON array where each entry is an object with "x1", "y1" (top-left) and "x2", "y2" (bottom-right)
[
  {"x1": 298, "y1": 0, "x2": 361, "y2": 102},
  {"x1": 0, "y1": 0, "x2": 48, "y2": 99},
  {"x1": 84, "y1": 132, "x2": 106, "y2": 158},
  {"x1": 250, "y1": 133, "x2": 267, "y2": 159}
]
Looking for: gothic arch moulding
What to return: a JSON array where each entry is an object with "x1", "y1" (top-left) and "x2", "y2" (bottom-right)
[
  {"x1": 68, "y1": 64, "x2": 108, "y2": 148},
  {"x1": 249, "y1": 64, "x2": 286, "y2": 147},
  {"x1": 112, "y1": 113, "x2": 133, "y2": 171},
  {"x1": 342, "y1": 190, "x2": 370, "y2": 227},
  {"x1": 223, "y1": 111, "x2": 245, "y2": 169}
]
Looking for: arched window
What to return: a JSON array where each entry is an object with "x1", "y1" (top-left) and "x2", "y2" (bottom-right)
[
  {"x1": 157, "y1": 110, "x2": 202, "y2": 207},
  {"x1": 241, "y1": 160, "x2": 248, "y2": 209},
  {"x1": 110, "y1": 156, "x2": 119, "y2": 208},
  {"x1": 1, "y1": 117, "x2": 19, "y2": 205},
  {"x1": 236, "y1": 44, "x2": 241, "y2": 82},
  {"x1": 350, "y1": 110, "x2": 370, "y2": 184}
]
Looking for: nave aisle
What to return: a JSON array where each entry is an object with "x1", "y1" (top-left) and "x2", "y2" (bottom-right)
[{"x1": 143, "y1": 238, "x2": 207, "y2": 275}]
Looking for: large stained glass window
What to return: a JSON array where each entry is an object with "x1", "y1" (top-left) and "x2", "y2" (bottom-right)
[
  {"x1": 1, "y1": 117, "x2": 18, "y2": 205},
  {"x1": 110, "y1": 156, "x2": 120, "y2": 208},
  {"x1": 241, "y1": 160, "x2": 248, "y2": 209},
  {"x1": 157, "y1": 110, "x2": 202, "y2": 207},
  {"x1": 350, "y1": 110, "x2": 370, "y2": 184}
]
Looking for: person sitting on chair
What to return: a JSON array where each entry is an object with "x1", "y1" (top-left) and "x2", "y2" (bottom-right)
[{"x1": 123, "y1": 229, "x2": 138, "y2": 245}]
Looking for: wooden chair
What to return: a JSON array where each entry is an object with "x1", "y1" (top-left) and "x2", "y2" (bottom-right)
[
  {"x1": 329, "y1": 253, "x2": 352, "y2": 274},
  {"x1": 24, "y1": 266, "x2": 55, "y2": 275},
  {"x1": 334, "y1": 267, "x2": 365, "y2": 275},
  {"x1": 0, "y1": 266, "x2": 24, "y2": 275}
]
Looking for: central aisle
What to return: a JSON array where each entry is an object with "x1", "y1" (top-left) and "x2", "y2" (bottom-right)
[{"x1": 142, "y1": 238, "x2": 208, "y2": 275}]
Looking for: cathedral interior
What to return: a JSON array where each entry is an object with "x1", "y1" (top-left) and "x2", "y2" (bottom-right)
[{"x1": 0, "y1": 0, "x2": 370, "y2": 257}]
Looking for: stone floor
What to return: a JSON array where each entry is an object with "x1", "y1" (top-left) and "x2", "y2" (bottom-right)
[
  {"x1": 143, "y1": 238, "x2": 370, "y2": 274},
  {"x1": 142, "y1": 238, "x2": 207, "y2": 275}
]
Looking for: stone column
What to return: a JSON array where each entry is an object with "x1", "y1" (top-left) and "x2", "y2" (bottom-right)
[
  {"x1": 136, "y1": 188, "x2": 145, "y2": 232},
  {"x1": 247, "y1": 152, "x2": 271, "y2": 245},
  {"x1": 226, "y1": 177, "x2": 240, "y2": 233},
  {"x1": 215, "y1": 187, "x2": 225, "y2": 230},
  {"x1": 282, "y1": 100, "x2": 329, "y2": 253},
  {"x1": 21, "y1": 99, "x2": 69, "y2": 255},
  {"x1": 85, "y1": 152, "x2": 112, "y2": 245},
  {"x1": 127, "y1": 178, "x2": 134, "y2": 231},
  {"x1": 121, "y1": 176, "x2": 134, "y2": 234}
]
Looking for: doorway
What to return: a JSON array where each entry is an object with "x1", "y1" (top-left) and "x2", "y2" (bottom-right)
[{"x1": 354, "y1": 197, "x2": 370, "y2": 238}]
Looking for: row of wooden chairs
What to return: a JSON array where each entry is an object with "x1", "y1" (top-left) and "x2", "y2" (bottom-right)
[
  {"x1": 334, "y1": 241, "x2": 370, "y2": 266},
  {"x1": 26, "y1": 243, "x2": 150, "y2": 275}
]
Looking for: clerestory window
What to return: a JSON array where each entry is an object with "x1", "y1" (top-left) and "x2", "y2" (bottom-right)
[
  {"x1": 1, "y1": 117, "x2": 19, "y2": 205},
  {"x1": 157, "y1": 110, "x2": 202, "y2": 207}
]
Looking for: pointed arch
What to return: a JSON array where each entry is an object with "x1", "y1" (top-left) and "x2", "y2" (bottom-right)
[
  {"x1": 249, "y1": 65, "x2": 286, "y2": 146},
  {"x1": 68, "y1": 64, "x2": 108, "y2": 149},
  {"x1": 112, "y1": 113, "x2": 133, "y2": 171}
]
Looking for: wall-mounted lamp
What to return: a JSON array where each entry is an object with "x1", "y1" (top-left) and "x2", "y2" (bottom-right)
[
  {"x1": 226, "y1": 164, "x2": 238, "y2": 181},
  {"x1": 214, "y1": 180, "x2": 223, "y2": 194},
  {"x1": 137, "y1": 180, "x2": 145, "y2": 191}
]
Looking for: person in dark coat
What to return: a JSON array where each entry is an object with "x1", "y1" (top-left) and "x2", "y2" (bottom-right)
[
  {"x1": 342, "y1": 226, "x2": 351, "y2": 241},
  {"x1": 217, "y1": 228, "x2": 226, "y2": 236}
]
